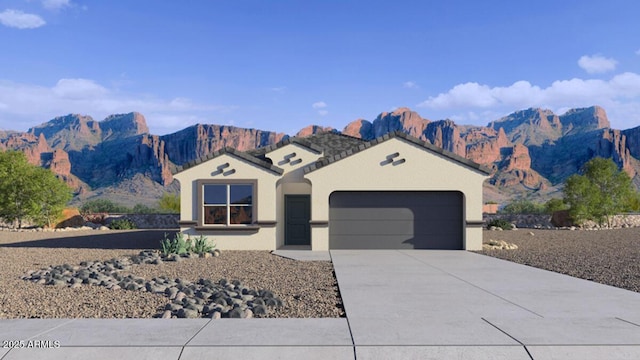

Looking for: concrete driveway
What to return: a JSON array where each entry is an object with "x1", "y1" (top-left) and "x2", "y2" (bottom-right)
[
  {"x1": 330, "y1": 250, "x2": 640, "y2": 359},
  {"x1": 3, "y1": 250, "x2": 640, "y2": 359}
]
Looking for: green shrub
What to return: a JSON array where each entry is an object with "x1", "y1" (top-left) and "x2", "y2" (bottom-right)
[
  {"x1": 500, "y1": 199, "x2": 545, "y2": 215},
  {"x1": 487, "y1": 219, "x2": 514, "y2": 230},
  {"x1": 132, "y1": 204, "x2": 159, "y2": 214},
  {"x1": 158, "y1": 193, "x2": 180, "y2": 214},
  {"x1": 160, "y1": 232, "x2": 190, "y2": 256},
  {"x1": 80, "y1": 199, "x2": 130, "y2": 214},
  {"x1": 109, "y1": 218, "x2": 137, "y2": 230},
  {"x1": 191, "y1": 235, "x2": 215, "y2": 254},
  {"x1": 544, "y1": 198, "x2": 568, "y2": 214}
]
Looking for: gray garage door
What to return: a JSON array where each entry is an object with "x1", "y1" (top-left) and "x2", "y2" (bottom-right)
[{"x1": 329, "y1": 191, "x2": 463, "y2": 249}]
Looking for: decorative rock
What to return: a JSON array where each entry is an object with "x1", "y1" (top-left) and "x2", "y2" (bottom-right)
[
  {"x1": 22, "y1": 248, "x2": 283, "y2": 319},
  {"x1": 483, "y1": 239, "x2": 518, "y2": 250},
  {"x1": 175, "y1": 292, "x2": 186, "y2": 302},
  {"x1": 178, "y1": 308, "x2": 199, "y2": 319}
]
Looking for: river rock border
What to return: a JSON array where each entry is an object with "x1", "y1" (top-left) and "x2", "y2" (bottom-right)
[{"x1": 22, "y1": 250, "x2": 282, "y2": 319}]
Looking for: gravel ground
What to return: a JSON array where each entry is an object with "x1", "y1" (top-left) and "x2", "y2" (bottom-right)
[
  {"x1": 479, "y1": 227, "x2": 640, "y2": 293},
  {"x1": 0, "y1": 230, "x2": 343, "y2": 319}
]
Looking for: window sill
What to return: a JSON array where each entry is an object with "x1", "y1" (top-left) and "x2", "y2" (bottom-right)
[{"x1": 195, "y1": 225, "x2": 260, "y2": 232}]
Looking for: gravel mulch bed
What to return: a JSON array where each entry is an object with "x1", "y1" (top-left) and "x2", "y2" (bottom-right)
[
  {"x1": 0, "y1": 230, "x2": 343, "y2": 319},
  {"x1": 478, "y1": 228, "x2": 640, "y2": 293}
]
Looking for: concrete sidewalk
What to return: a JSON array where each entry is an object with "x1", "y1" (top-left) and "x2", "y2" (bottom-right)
[{"x1": 2, "y1": 250, "x2": 640, "y2": 359}]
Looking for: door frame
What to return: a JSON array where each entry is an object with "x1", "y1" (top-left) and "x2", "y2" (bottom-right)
[{"x1": 284, "y1": 194, "x2": 311, "y2": 246}]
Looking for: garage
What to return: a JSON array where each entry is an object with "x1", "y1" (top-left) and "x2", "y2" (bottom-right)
[{"x1": 329, "y1": 191, "x2": 463, "y2": 249}]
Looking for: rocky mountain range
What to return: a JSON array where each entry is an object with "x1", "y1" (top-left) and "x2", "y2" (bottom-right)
[{"x1": 1, "y1": 106, "x2": 638, "y2": 206}]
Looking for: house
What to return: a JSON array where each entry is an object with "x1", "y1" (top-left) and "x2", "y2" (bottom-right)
[{"x1": 172, "y1": 131, "x2": 491, "y2": 251}]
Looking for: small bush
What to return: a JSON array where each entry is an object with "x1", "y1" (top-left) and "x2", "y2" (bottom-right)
[
  {"x1": 80, "y1": 199, "x2": 130, "y2": 215},
  {"x1": 109, "y1": 218, "x2": 137, "y2": 230},
  {"x1": 544, "y1": 198, "x2": 568, "y2": 214},
  {"x1": 500, "y1": 199, "x2": 545, "y2": 215},
  {"x1": 487, "y1": 219, "x2": 514, "y2": 230},
  {"x1": 158, "y1": 193, "x2": 180, "y2": 214},
  {"x1": 160, "y1": 232, "x2": 190, "y2": 256},
  {"x1": 191, "y1": 235, "x2": 215, "y2": 254},
  {"x1": 132, "y1": 204, "x2": 159, "y2": 214}
]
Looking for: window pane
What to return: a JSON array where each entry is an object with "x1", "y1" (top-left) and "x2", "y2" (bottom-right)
[
  {"x1": 230, "y1": 185, "x2": 253, "y2": 204},
  {"x1": 204, "y1": 206, "x2": 226, "y2": 224},
  {"x1": 230, "y1": 206, "x2": 252, "y2": 224},
  {"x1": 204, "y1": 185, "x2": 226, "y2": 204}
]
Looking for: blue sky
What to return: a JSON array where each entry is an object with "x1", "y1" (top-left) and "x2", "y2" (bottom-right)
[{"x1": 1, "y1": 0, "x2": 640, "y2": 135}]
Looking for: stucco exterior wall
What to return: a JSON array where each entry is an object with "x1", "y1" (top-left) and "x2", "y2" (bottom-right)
[
  {"x1": 173, "y1": 153, "x2": 280, "y2": 250},
  {"x1": 305, "y1": 138, "x2": 488, "y2": 250},
  {"x1": 265, "y1": 143, "x2": 321, "y2": 175}
]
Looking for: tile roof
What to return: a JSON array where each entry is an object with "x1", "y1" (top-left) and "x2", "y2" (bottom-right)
[
  {"x1": 299, "y1": 131, "x2": 366, "y2": 157},
  {"x1": 302, "y1": 131, "x2": 492, "y2": 175},
  {"x1": 173, "y1": 147, "x2": 284, "y2": 175},
  {"x1": 247, "y1": 136, "x2": 323, "y2": 157},
  {"x1": 172, "y1": 130, "x2": 490, "y2": 177}
]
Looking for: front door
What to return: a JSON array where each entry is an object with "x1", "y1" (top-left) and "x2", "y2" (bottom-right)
[{"x1": 285, "y1": 195, "x2": 311, "y2": 246}]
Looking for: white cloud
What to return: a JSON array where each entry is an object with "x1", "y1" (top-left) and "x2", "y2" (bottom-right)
[
  {"x1": 52, "y1": 78, "x2": 108, "y2": 99},
  {"x1": 578, "y1": 54, "x2": 618, "y2": 74},
  {"x1": 42, "y1": 0, "x2": 72, "y2": 10},
  {"x1": 270, "y1": 86, "x2": 286, "y2": 93},
  {"x1": 0, "y1": 9, "x2": 46, "y2": 29},
  {"x1": 418, "y1": 72, "x2": 640, "y2": 129},
  {"x1": 318, "y1": 110, "x2": 328, "y2": 116},
  {"x1": 636, "y1": 49, "x2": 640, "y2": 56},
  {"x1": 0, "y1": 78, "x2": 233, "y2": 135},
  {"x1": 312, "y1": 101, "x2": 327, "y2": 109},
  {"x1": 403, "y1": 81, "x2": 419, "y2": 89}
]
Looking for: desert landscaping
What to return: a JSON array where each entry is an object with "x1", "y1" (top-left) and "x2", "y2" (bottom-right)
[
  {"x1": 479, "y1": 227, "x2": 640, "y2": 293},
  {"x1": 1, "y1": 227, "x2": 639, "y2": 319},
  {"x1": 0, "y1": 229, "x2": 343, "y2": 319}
]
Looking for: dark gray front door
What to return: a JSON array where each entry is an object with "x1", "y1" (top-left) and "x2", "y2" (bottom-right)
[
  {"x1": 285, "y1": 195, "x2": 311, "y2": 246},
  {"x1": 329, "y1": 191, "x2": 463, "y2": 249}
]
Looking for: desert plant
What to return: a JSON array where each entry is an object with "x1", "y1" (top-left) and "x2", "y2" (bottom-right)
[
  {"x1": 132, "y1": 203, "x2": 158, "y2": 214},
  {"x1": 160, "y1": 232, "x2": 190, "y2": 256},
  {"x1": 499, "y1": 199, "x2": 545, "y2": 215},
  {"x1": 80, "y1": 199, "x2": 130, "y2": 215},
  {"x1": 191, "y1": 235, "x2": 215, "y2": 254},
  {"x1": 564, "y1": 157, "x2": 637, "y2": 227},
  {"x1": 487, "y1": 218, "x2": 513, "y2": 230},
  {"x1": 0, "y1": 151, "x2": 72, "y2": 228},
  {"x1": 109, "y1": 218, "x2": 137, "y2": 230},
  {"x1": 158, "y1": 193, "x2": 180, "y2": 214},
  {"x1": 544, "y1": 198, "x2": 568, "y2": 214}
]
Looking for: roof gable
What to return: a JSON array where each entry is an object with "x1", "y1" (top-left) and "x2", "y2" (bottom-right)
[
  {"x1": 303, "y1": 131, "x2": 492, "y2": 175},
  {"x1": 248, "y1": 137, "x2": 323, "y2": 157},
  {"x1": 173, "y1": 147, "x2": 284, "y2": 175}
]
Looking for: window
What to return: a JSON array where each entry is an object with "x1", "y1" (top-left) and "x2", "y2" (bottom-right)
[{"x1": 202, "y1": 183, "x2": 253, "y2": 225}]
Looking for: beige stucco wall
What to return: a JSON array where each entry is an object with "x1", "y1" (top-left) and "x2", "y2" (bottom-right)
[
  {"x1": 304, "y1": 137, "x2": 488, "y2": 250},
  {"x1": 264, "y1": 143, "x2": 322, "y2": 176},
  {"x1": 173, "y1": 153, "x2": 280, "y2": 250}
]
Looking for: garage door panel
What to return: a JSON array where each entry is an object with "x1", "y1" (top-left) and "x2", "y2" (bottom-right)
[
  {"x1": 329, "y1": 191, "x2": 463, "y2": 250},
  {"x1": 329, "y1": 208, "x2": 415, "y2": 221},
  {"x1": 330, "y1": 220, "x2": 416, "y2": 236},
  {"x1": 330, "y1": 235, "x2": 418, "y2": 249}
]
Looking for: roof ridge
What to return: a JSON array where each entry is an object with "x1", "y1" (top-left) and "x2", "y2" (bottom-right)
[
  {"x1": 173, "y1": 147, "x2": 284, "y2": 175},
  {"x1": 303, "y1": 131, "x2": 491, "y2": 175}
]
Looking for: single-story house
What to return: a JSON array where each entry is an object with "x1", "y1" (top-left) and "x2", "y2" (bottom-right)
[{"x1": 172, "y1": 131, "x2": 491, "y2": 251}]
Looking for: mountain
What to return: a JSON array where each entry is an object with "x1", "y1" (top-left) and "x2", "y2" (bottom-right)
[{"x1": 0, "y1": 106, "x2": 638, "y2": 206}]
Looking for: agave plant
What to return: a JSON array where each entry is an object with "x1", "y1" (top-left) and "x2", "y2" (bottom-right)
[{"x1": 191, "y1": 235, "x2": 215, "y2": 255}]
